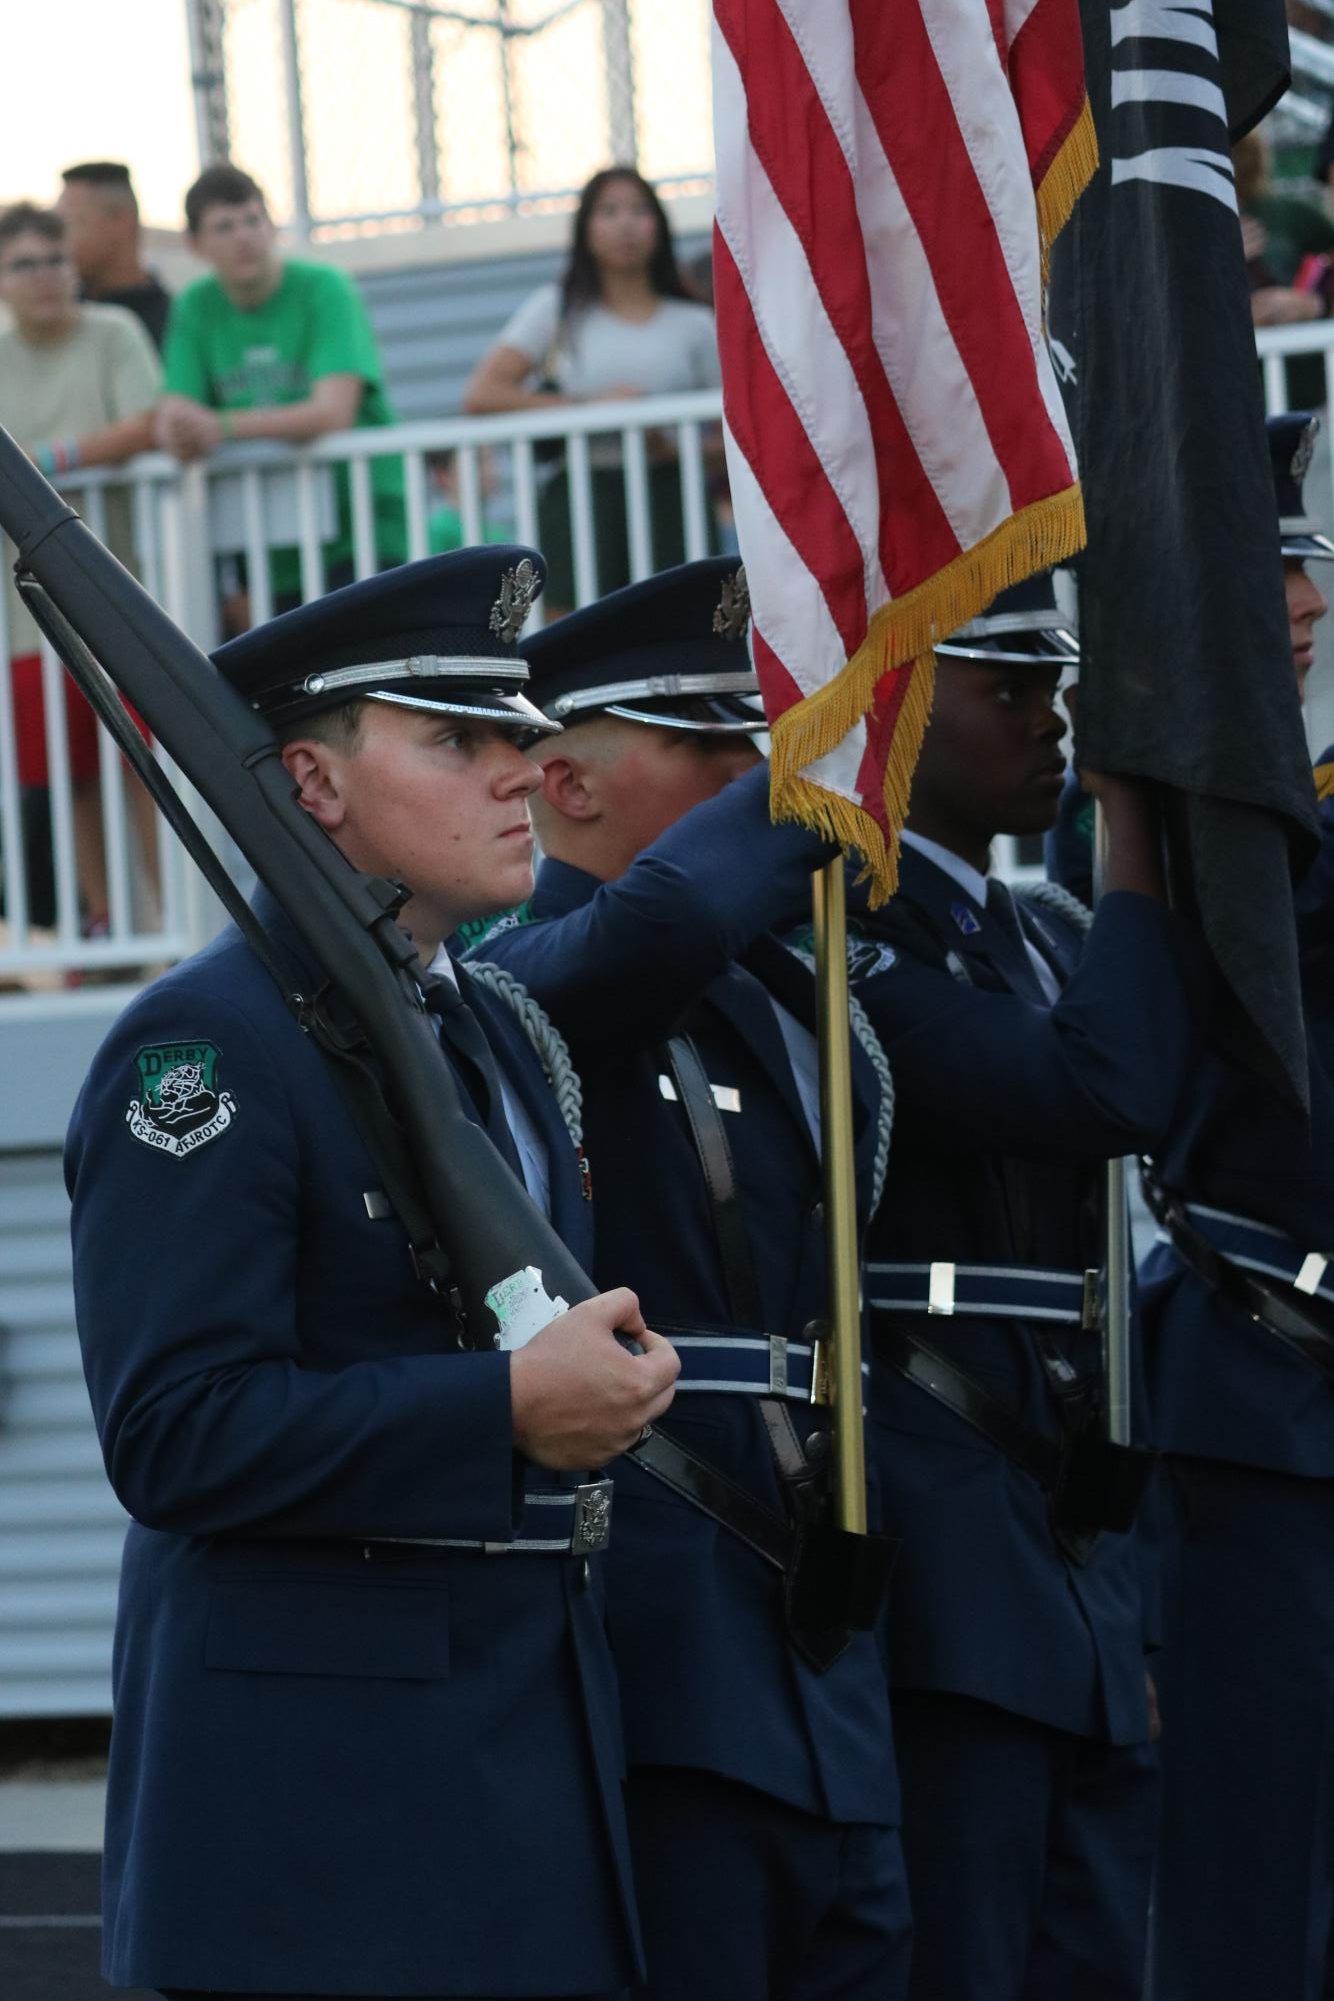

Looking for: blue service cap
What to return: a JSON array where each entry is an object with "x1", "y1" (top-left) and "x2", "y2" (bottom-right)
[
  {"x1": 212, "y1": 547, "x2": 560, "y2": 737},
  {"x1": 521, "y1": 556, "x2": 767, "y2": 734},
  {"x1": 1269, "y1": 412, "x2": 1334, "y2": 562},
  {"x1": 934, "y1": 570, "x2": 1079, "y2": 667}
]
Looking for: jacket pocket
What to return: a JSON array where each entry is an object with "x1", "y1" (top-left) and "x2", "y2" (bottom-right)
[{"x1": 205, "y1": 1576, "x2": 450, "y2": 1680}]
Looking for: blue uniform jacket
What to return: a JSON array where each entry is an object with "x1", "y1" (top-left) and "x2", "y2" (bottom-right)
[
  {"x1": 475, "y1": 764, "x2": 899, "y2": 1828},
  {"x1": 848, "y1": 849, "x2": 1201, "y2": 1746},
  {"x1": 65, "y1": 889, "x2": 641, "y2": 1998},
  {"x1": 1138, "y1": 751, "x2": 1334, "y2": 1477}
]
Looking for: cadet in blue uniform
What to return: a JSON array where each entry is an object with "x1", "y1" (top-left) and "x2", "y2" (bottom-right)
[
  {"x1": 474, "y1": 559, "x2": 911, "y2": 2001},
  {"x1": 1136, "y1": 412, "x2": 1334, "y2": 2001},
  {"x1": 843, "y1": 575, "x2": 1204, "y2": 2001},
  {"x1": 65, "y1": 551, "x2": 680, "y2": 2001}
]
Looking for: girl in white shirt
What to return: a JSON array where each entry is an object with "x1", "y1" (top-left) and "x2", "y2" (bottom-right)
[{"x1": 464, "y1": 168, "x2": 720, "y2": 615}]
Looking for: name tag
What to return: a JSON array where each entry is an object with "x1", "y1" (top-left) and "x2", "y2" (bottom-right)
[{"x1": 658, "y1": 1075, "x2": 742, "y2": 1114}]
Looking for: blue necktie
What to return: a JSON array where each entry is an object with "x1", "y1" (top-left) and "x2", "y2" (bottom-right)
[
  {"x1": 424, "y1": 977, "x2": 525, "y2": 1180},
  {"x1": 985, "y1": 880, "x2": 1047, "y2": 1004}
]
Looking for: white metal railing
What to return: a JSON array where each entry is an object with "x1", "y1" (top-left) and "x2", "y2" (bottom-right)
[
  {"x1": 3, "y1": 320, "x2": 1332, "y2": 990},
  {"x1": 0, "y1": 457, "x2": 207, "y2": 986}
]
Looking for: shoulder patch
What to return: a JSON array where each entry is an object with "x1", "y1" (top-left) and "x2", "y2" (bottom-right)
[
  {"x1": 784, "y1": 918, "x2": 896, "y2": 979},
  {"x1": 126, "y1": 1041, "x2": 237, "y2": 1158},
  {"x1": 950, "y1": 900, "x2": 983, "y2": 937},
  {"x1": 846, "y1": 934, "x2": 898, "y2": 980}
]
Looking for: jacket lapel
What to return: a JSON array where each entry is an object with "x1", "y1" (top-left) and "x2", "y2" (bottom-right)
[{"x1": 899, "y1": 848, "x2": 1031, "y2": 997}]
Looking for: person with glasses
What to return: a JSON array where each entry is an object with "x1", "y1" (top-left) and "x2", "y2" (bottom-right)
[{"x1": 0, "y1": 200, "x2": 160, "y2": 943}]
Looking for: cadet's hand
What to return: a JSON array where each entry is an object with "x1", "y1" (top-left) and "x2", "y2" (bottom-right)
[
  {"x1": 509, "y1": 1289, "x2": 679, "y2": 1470},
  {"x1": 1080, "y1": 771, "x2": 1167, "y2": 903}
]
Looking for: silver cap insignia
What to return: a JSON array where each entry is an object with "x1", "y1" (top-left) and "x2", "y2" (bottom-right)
[
  {"x1": 712, "y1": 564, "x2": 751, "y2": 642},
  {"x1": 1293, "y1": 418, "x2": 1321, "y2": 486},
  {"x1": 489, "y1": 558, "x2": 540, "y2": 645}
]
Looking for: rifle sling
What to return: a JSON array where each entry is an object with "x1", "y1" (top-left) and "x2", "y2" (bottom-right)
[{"x1": 875, "y1": 1319, "x2": 1062, "y2": 1488}]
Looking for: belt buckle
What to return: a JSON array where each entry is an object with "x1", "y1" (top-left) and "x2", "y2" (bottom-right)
[
  {"x1": 1295, "y1": 1253, "x2": 1330, "y2": 1297},
  {"x1": 927, "y1": 1262, "x2": 956, "y2": 1315},
  {"x1": 769, "y1": 1334, "x2": 789, "y2": 1397},
  {"x1": 571, "y1": 1479, "x2": 614, "y2": 1554}
]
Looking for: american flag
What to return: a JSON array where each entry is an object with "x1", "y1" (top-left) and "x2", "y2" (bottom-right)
[{"x1": 712, "y1": 0, "x2": 1094, "y2": 895}]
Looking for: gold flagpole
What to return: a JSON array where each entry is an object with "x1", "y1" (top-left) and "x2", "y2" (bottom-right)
[{"x1": 811, "y1": 857, "x2": 869, "y2": 1533}]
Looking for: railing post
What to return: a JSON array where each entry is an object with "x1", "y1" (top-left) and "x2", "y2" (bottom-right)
[
  {"x1": 497, "y1": 0, "x2": 523, "y2": 204},
  {"x1": 278, "y1": 0, "x2": 314, "y2": 241},
  {"x1": 410, "y1": 8, "x2": 442, "y2": 221},
  {"x1": 186, "y1": 0, "x2": 231, "y2": 166},
  {"x1": 600, "y1": 0, "x2": 639, "y2": 165}
]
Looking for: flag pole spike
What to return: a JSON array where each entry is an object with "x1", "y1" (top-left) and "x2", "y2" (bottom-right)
[
  {"x1": 811, "y1": 857, "x2": 870, "y2": 1532},
  {"x1": 1094, "y1": 801, "x2": 1132, "y2": 1447}
]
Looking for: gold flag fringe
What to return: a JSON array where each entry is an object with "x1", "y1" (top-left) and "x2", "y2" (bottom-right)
[
  {"x1": 767, "y1": 483, "x2": 1086, "y2": 906},
  {"x1": 769, "y1": 652, "x2": 936, "y2": 906},
  {"x1": 1035, "y1": 94, "x2": 1098, "y2": 285}
]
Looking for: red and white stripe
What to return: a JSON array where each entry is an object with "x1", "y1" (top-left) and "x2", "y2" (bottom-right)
[{"x1": 712, "y1": 0, "x2": 1089, "y2": 875}]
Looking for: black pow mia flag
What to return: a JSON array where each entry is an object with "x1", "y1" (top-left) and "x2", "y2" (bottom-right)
[{"x1": 1050, "y1": 0, "x2": 1316, "y2": 1104}]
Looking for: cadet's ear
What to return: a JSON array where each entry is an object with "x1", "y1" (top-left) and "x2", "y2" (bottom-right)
[
  {"x1": 535, "y1": 751, "x2": 599, "y2": 822},
  {"x1": 281, "y1": 739, "x2": 347, "y2": 831}
]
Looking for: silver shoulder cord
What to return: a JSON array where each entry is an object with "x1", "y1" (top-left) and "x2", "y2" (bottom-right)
[
  {"x1": 1020, "y1": 880, "x2": 1095, "y2": 935},
  {"x1": 466, "y1": 959, "x2": 584, "y2": 1155},
  {"x1": 784, "y1": 942, "x2": 894, "y2": 1224}
]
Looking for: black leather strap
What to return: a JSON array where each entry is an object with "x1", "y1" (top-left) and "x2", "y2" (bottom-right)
[
  {"x1": 875, "y1": 1317, "x2": 1152, "y2": 1544},
  {"x1": 662, "y1": 1035, "x2": 766, "y2": 1331},
  {"x1": 875, "y1": 1318, "x2": 1062, "y2": 1487},
  {"x1": 629, "y1": 1424, "x2": 792, "y2": 1572},
  {"x1": 1142, "y1": 1165, "x2": 1334, "y2": 1390}
]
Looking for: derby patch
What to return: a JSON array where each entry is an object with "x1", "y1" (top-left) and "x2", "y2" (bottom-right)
[
  {"x1": 126, "y1": 1041, "x2": 236, "y2": 1158},
  {"x1": 847, "y1": 935, "x2": 898, "y2": 981}
]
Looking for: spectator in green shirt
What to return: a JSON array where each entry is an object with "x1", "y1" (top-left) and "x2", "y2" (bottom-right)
[{"x1": 157, "y1": 164, "x2": 405, "y2": 620}]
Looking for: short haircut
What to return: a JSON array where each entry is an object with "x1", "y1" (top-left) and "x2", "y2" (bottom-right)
[
  {"x1": 277, "y1": 700, "x2": 365, "y2": 752},
  {"x1": 61, "y1": 161, "x2": 138, "y2": 211},
  {"x1": 185, "y1": 163, "x2": 267, "y2": 236},
  {"x1": 0, "y1": 203, "x2": 65, "y2": 256}
]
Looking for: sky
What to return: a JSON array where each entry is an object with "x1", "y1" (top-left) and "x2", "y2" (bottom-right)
[{"x1": 0, "y1": 0, "x2": 199, "y2": 228}]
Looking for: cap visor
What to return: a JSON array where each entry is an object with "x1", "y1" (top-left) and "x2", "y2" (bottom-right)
[
  {"x1": 369, "y1": 689, "x2": 562, "y2": 735},
  {"x1": 603, "y1": 695, "x2": 769, "y2": 734},
  {"x1": 935, "y1": 629, "x2": 1079, "y2": 667}
]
